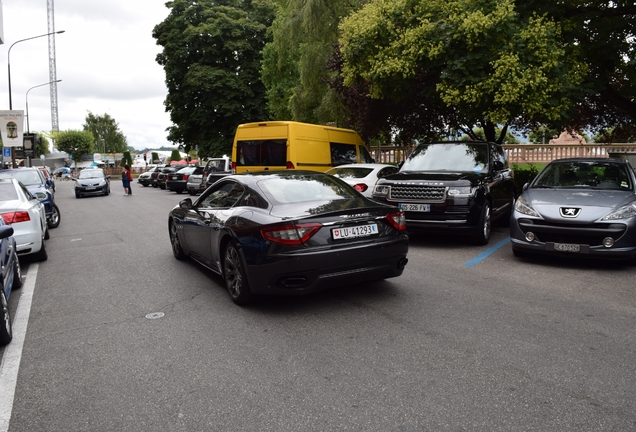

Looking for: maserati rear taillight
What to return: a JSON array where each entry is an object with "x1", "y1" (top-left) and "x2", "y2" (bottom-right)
[
  {"x1": 1, "y1": 211, "x2": 31, "y2": 224},
  {"x1": 262, "y1": 223, "x2": 321, "y2": 245},
  {"x1": 386, "y1": 212, "x2": 406, "y2": 231}
]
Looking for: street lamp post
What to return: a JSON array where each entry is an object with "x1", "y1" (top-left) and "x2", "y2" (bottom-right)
[
  {"x1": 26, "y1": 80, "x2": 62, "y2": 133},
  {"x1": 7, "y1": 30, "x2": 65, "y2": 110}
]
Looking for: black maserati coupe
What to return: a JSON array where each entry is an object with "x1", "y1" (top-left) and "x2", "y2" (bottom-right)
[{"x1": 168, "y1": 170, "x2": 409, "y2": 305}]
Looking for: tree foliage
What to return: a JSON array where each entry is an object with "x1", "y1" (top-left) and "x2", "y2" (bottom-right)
[
  {"x1": 261, "y1": 0, "x2": 363, "y2": 125},
  {"x1": 153, "y1": 0, "x2": 276, "y2": 158},
  {"x1": 83, "y1": 112, "x2": 127, "y2": 153},
  {"x1": 54, "y1": 130, "x2": 94, "y2": 168},
  {"x1": 338, "y1": 0, "x2": 587, "y2": 144}
]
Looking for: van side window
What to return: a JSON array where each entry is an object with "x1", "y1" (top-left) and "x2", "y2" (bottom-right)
[
  {"x1": 330, "y1": 143, "x2": 357, "y2": 166},
  {"x1": 237, "y1": 140, "x2": 287, "y2": 166}
]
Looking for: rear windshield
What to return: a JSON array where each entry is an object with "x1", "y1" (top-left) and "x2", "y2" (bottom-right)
[
  {"x1": 0, "y1": 170, "x2": 42, "y2": 186},
  {"x1": 327, "y1": 167, "x2": 373, "y2": 179},
  {"x1": 0, "y1": 183, "x2": 18, "y2": 201},
  {"x1": 236, "y1": 140, "x2": 287, "y2": 166},
  {"x1": 256, "y1": 175, "x2": 359, "y2": 205}
]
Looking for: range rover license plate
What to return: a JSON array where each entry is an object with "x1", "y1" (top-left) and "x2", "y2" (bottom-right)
[
  {"x1": 332, "y1": 224, "x2": 378, "y2": 240},
  {"x1": 554, "y1": 243, "x2": 580, "y2": 252},
  {"x1": 399, "y1": 203, "x2": 430, "y2": 212}
]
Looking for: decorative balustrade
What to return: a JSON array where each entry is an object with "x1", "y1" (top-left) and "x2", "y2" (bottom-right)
[{"x1": 370, "y1": 143, "x2": 636, "y2": 165}]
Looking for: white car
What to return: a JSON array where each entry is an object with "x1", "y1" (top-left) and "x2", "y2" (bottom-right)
[
  {"x1": 0, "y1": 178, "x2": 48, "y2": 261},
  {"x1": 326, "y1": 163, "x2": 399, "y2": 197}
]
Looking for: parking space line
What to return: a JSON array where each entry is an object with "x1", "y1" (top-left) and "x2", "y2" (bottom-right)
[
  {"x1": 464, "y1": 237, "x2": 510, "y2": 268},
  {"x1": 0, "y1": 263, "x2": 38, "y2": 432}
]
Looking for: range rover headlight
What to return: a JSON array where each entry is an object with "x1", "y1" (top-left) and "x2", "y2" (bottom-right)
[
  {"x1": 601, "y1": 201, "x2": 636, "y2": 220},
  {"x1": 514, "y1": 195, "x2": 540, "y2": 217},
  {"x1": 373, "y1": 185, "x2": 390, "y2": 197},
  {"x1": 448, "y1": 186, "x2": 475, "y2": 197}
]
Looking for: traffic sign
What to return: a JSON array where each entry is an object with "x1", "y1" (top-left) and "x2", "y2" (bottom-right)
[{"x1": 3, "y1": 147, "x2": 10, "y2": 158}]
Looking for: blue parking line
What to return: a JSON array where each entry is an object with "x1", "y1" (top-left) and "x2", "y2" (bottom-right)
[{"x1": 464, "y1": 237, "x2": 511, "y2": 268}]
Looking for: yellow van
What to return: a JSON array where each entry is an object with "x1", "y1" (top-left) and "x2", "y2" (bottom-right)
[{"x1": 232, "y1": 121, "x2": 374, "y2": 173}]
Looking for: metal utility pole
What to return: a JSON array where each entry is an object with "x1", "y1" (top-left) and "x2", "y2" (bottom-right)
[{"x1": 47, "y1": 0, "x2": 60, "y2": 134}]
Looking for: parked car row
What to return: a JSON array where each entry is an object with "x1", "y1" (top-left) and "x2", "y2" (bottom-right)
[{"x1": 165, "y1": 140, "x2": 636, "y2": 307}]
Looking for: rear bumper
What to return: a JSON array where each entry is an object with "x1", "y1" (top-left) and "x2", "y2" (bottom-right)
[{"x1": 244, "y1": 236, "x2": 409, "y2": 295}]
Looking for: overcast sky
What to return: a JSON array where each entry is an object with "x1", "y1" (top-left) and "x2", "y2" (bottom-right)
[{"x1": 0, "y1": 0, "x2": 175, "y2": 151}]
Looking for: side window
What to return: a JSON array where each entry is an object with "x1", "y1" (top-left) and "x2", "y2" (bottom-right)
[
  {"x1": 491, "y1": 144, "x2": 507, "y2": 168},
  {"x1": 199, "y1": 182, "x2": 245, "y2": 208},
  {"x1": 378, "y1": 167, "x2": 398, "y2": 178},
  {"x1": 359, "y1": 145, "x2": 374, "y2": 163},
  {"x1": 330, "y1": 143, "x2": 357, "y2": 166},
  {"x1": 236, "y1": 190, "x2": 268, "y2": 209}
]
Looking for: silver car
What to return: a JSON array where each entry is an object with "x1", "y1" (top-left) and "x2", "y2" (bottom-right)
[{"x1": 510, "y1": 158, "x2": 636, "y2": 260}]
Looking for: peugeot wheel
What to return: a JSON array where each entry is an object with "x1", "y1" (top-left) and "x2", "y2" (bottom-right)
[{"x1": 223, "y1": 242, "x2": 253, "y2": 305}]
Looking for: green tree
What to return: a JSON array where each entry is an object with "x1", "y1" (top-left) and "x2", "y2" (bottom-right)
[
  {"x1": 121, "y1": 151, "x2": 134, "y2": 167},
  {"x1": 170, "y1": 149, "x2": 182, "y2": 163},
  {"x1": 83, "y1": 112, "x2": 127, "y2": 153},
  {"x1": 261, "y1": 0, "x2": 363, "y2": 125},
  {"x1": 35, "y1": 133, "x2": 50, "y2": 157},
  {"x1": 151, "y1": 152, "x2": 161, "y2": 164},
  {"x1": 153, "y1": 0, "x2": 275, "y2": 158},
  {"x1": 461, "y1": 128, "x2": 519, "y2": 144},
  {"x1": 515, "y1": 1, "x2": 636, "y2": 134},
  {"x1": 528, "y1": 126, "x2": 561, "y2": 144},
  {"x1": 338, "y1": 0, "x2": 586, "y2": 143},
  {"x1": 54, "y1": 130, "x2": 95, "y2": 169}
]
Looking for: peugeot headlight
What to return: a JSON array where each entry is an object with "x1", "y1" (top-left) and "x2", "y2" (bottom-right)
[
  {"x1": 448, "y1": 186, "x2": 475, "y2": 197},
  {"x1": 601, "y1": 201, "x2": 636, "y2": 220},
  {"x1": 373, "y1": 185, "x2": 390, "y2": 197},
  {"x1": 514, "y1": 195, "x2": 539, "y2": 217}
]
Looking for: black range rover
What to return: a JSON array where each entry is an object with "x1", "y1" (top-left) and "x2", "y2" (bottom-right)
[{"x1": 372, "y1": 141, "x2": 516, "y2": 245}]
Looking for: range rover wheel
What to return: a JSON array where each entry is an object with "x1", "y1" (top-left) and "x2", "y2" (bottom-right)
[{"x1": 472, "y1": 203, "x2": 491, "y2": 246}]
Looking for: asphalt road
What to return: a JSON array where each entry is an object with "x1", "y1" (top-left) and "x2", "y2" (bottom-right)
[{"x1": 1, "y1": 178, "x2": 635, "y2": 431}]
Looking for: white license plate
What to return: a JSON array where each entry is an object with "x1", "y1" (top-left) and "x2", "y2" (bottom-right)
[
  {"x1": 332, "y1": 224, "x2": 378, "y2": 240},
  {"x1": 554, "y1": 243, "x2": 580, "y2": 252},
  {"x1": 86, "y1": 187, "x2": 95, "y2": 190},
  {"x1": 399, "y1": 203, "x2": 430, "y2": 212}
]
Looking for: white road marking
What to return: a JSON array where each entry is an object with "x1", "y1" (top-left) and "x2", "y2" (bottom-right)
[{"x1": 0, "y1": 262, "x2": 38, "y2": 432}]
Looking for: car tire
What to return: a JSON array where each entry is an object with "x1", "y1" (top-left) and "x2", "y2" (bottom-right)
[
  {"x1": 12, "y1": 256, "x2": 22, "y2": 290},
  {"x1": 34, "y1": 238, "x2": 48, "y2": 262},
  {"x1": 188, "y1": 191, "x2": 197, "y2": 196},
  {"x1": 472, "y1": 202, "x2": 491, "y2": 246},
  {"x1": 143, "y1": 183, "x2": 149, "y2": 187},
  {"x1": 223, "y1": 242, "x2": 253, "y2": 305},
  {"x1": 44, "y1": 226, "x2": 50, "y2": 240},
  {"x1": 48, "y1": 203, "x2": 61, "y2": 229},
  {"x1": 75, "y1": 192, "x2": 81, "y2": 198},
  {"x1": 0, "y1": 286, "x2": 12, "y2": 346},
  {"x1": 152, "y1": 183, "x2": 158, "y2": 188},
  {"x1": 105, "y1": 187, "x2": 110, "y2": 196},
  {"x1": 169, "y1": 221, "x2": 185, "y2": 260}
]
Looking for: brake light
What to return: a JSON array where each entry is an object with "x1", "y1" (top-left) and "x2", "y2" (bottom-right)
[
  {"x1": 353, "y1": 183, "x2": 368, "y2": 193},
  {"x1": 286, "y1": 161, "x2": 295, "y2": 169},
  {"x1": 1, "y1": 211, "x2": 31, "y2": 224},
  {"x1": 182, "y1": 175, "x2": 189, "y2": 180},
  {"x1": 261, "y1": 223, "x2": 321, "y2": 245},
  {"x1": 386, "y1": 212, "x2": 406, "y2": 231}
]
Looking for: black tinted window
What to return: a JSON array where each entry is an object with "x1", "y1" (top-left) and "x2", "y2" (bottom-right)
[
  {"x1": 236, "y1": 140, "x2": 287, "y2": 166},
  {"x1": 199, "y1": 182, "x2": 245, "y2": 208},
  {"x1": 330, "y1": 143, "x2": 357, "y2": 166}
]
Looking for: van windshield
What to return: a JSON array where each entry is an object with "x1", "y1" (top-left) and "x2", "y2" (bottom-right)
[{"x1": 236, "y1": 140, "x2": 287, "y2": 167}]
